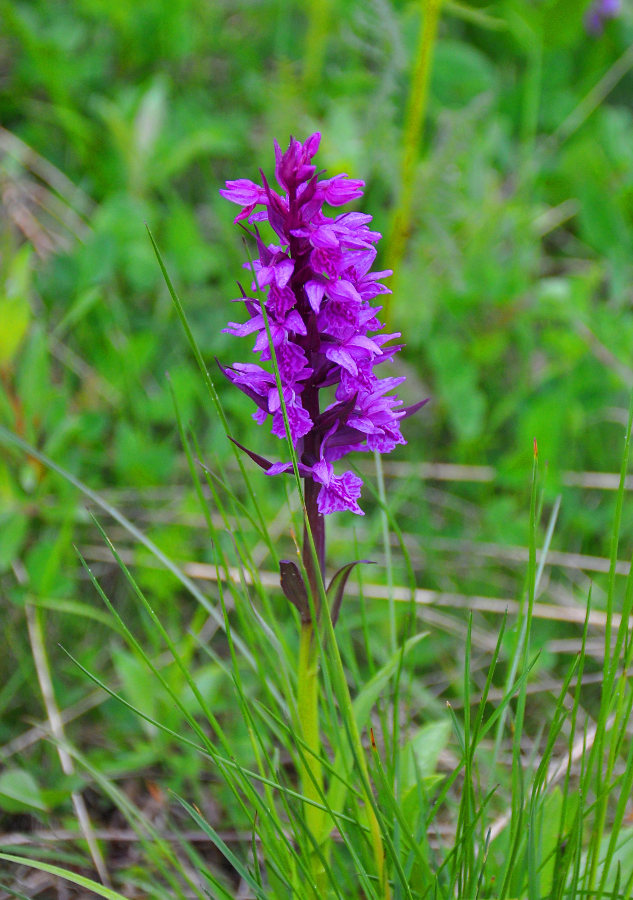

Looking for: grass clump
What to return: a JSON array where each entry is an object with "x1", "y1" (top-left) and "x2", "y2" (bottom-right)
[{"x1": 3, "y1": 1, "x2": 633, "y2": 897}]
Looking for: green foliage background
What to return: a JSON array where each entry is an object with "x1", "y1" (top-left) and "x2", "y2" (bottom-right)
[{"x1": 2, "y1": 0, "x2": 633, "y2": 894}]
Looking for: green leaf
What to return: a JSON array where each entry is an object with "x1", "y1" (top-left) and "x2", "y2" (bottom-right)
[
  {"x1": 0, "y1": 768, "x2": 48, "y2": 812},
  {"x1": 0, "y1": 511, "x2": 29, "y2": 573},
  {"x1": 0, "y1": 246, "x2": 32, "y2": 368},
  {"x1": 431, "y1": 40, "x2": 497, "y2": 109},
  {"x1": 400, "y1": 719, "x2": 452, "y2": 792},
  {"x1": 112, "y1": 648, "x2": 159, "y2": 736},
  {"x1": 578, "y1": 826, "x2": 633, "y2": 892},
  {"x1": 16, "y1": 326, "x2": 50, "y2": 425},
  {"x1": 31, "y1": 596, "x2": 122, "y2": 632},
  {"x1": 539, "y1": 787, "x2": 577, "y2": 896},
  {"x1": 399, "y1": 720, "x2": 452, "y2": 822}
]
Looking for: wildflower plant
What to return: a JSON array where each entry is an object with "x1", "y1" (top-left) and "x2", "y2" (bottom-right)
[{"x1": 219, "y1": 133, "x2": 424, "y2": 897}]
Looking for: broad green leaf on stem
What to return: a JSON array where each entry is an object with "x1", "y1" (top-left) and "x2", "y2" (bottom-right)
[
  {"x1": 0, "y1": 246, "x2": 31, "y2": 368},
  {"x1": 0, "y1": 768, "x2": 48, "y2": 812},
  {"x1": 323, "y1": 631, "x2": 427, "y2": 836},
  {"x1": 0, "y1": 854, "x2": 130, "y2": 900}
]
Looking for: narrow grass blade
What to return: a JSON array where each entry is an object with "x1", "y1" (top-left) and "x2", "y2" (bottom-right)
[{"x1": 0, "y1": 855, "x2": 128, "y2": 900}]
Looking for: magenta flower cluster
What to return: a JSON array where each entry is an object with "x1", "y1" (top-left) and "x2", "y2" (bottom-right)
[{"x1": 219, "y1": 133, "x2": 423, "y2": 516}]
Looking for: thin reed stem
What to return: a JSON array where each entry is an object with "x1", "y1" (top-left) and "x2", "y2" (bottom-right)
[
  {"x1": 303, "y1": 0, "x2": 332, "y2": 91},
  {"x1": 386, "y1": 0, "x2": 443, "y2": 314},
  {"x1": 25, "y1": 602, "x2": 111, "y2": 888}
]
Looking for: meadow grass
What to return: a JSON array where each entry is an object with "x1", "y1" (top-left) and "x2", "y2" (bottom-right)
[
  {"x1": 3, "y1": 330, "x2": 633, "y2": 897},
  {"x1": 2, "y1": 1, "x2": 633, "y2": 897}
]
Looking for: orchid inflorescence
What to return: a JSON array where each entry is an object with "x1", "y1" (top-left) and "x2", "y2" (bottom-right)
[{"x1": 220, "y1": 132, "x2": 424, "y2": 521}]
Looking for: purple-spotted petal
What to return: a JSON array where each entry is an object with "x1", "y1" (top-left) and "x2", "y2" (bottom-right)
[
  {"x1": 312, "y1": 460, "x2": 364, "y2": 516},
  {"x1": 271, "y1": 401, "x2": 313, "y2": 442}
]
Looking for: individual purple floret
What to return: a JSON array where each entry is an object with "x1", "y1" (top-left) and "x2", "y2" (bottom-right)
[
  {"x1": 219, "y1": 133, "x2": 425, "y2": 522},
  {"x1": 585, "y1": 0, "x2": 620, "y2": 34}
]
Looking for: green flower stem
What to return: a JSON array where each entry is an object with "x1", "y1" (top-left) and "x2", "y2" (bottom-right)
[
  {"x1": 319, "y1": 599, "x2": 392, "y2": 898},
  {"x1": 297, "y1": 621, "x2": 327, "y2": 896},
  {"x1": 386, "y1": 0, "x2": 443, "y2": 316},
  {"x1": 300, "y1": 512, "x2": 391, "y2": 898}
]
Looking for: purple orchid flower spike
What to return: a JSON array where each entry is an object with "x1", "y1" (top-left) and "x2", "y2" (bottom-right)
[{"x1": 220, "y1": 133, "x2": 426, "y2": 613}]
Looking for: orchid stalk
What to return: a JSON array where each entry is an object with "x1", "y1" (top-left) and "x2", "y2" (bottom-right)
[{"x1": 220, "y1": 133, "x2": 424, "y2": 898}]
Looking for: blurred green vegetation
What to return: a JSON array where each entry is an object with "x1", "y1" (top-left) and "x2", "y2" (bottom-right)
[{"x1": 1, "y1": 0, "x2": 633, "y2": 892}]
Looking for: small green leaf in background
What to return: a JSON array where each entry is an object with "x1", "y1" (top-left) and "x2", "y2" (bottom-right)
[
  {"x1": 180, "y1": 663, "x2": 222, "y2": 716},
  {"x1": 15, "y1": 325, "x2": 51, "y2": 426},
  {"x1": 0, "y1": 767, "x2": 48, "y2": 812},
  {"x1": 114, "y1": 421, "x2": 174, "y2": 486},
  {"x1": 112, "y1": 647, "x2": 160, "y2": 737},
  {"x1": 400, "y1": 719, "x2": 452, "y2": 821},
  {"x1": 0, "y1": 510, "x2": 29, "y2": 573},
  {"x1": 431, "y1": 40, "x2": 497, "y2": 109},
  {"x1": 539, "y1": 787, "x2": 579, "y2": 896},
  {"x1": 427, "y1": 334, "x2": 487, "y2": 442},
  {"x1": 0, "y1": 245, "x2": 32, "y2": 368},
  {"x1": 23, "y1": 523, "x2": 75, "y2": 596},
  {"x1": 400, "y1": 719, "x2": 452, "y2": 791}
]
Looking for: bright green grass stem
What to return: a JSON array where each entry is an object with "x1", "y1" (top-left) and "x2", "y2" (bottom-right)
[
  {"x1": 297, "y1": 622, "x2": 327, "y2": 896},
  {"x1": 303, "y1": 0, "x2": 332, "y2": 92},
  {"x1": 386, "y1": 0, "x2": 443, "y2": 314}
]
